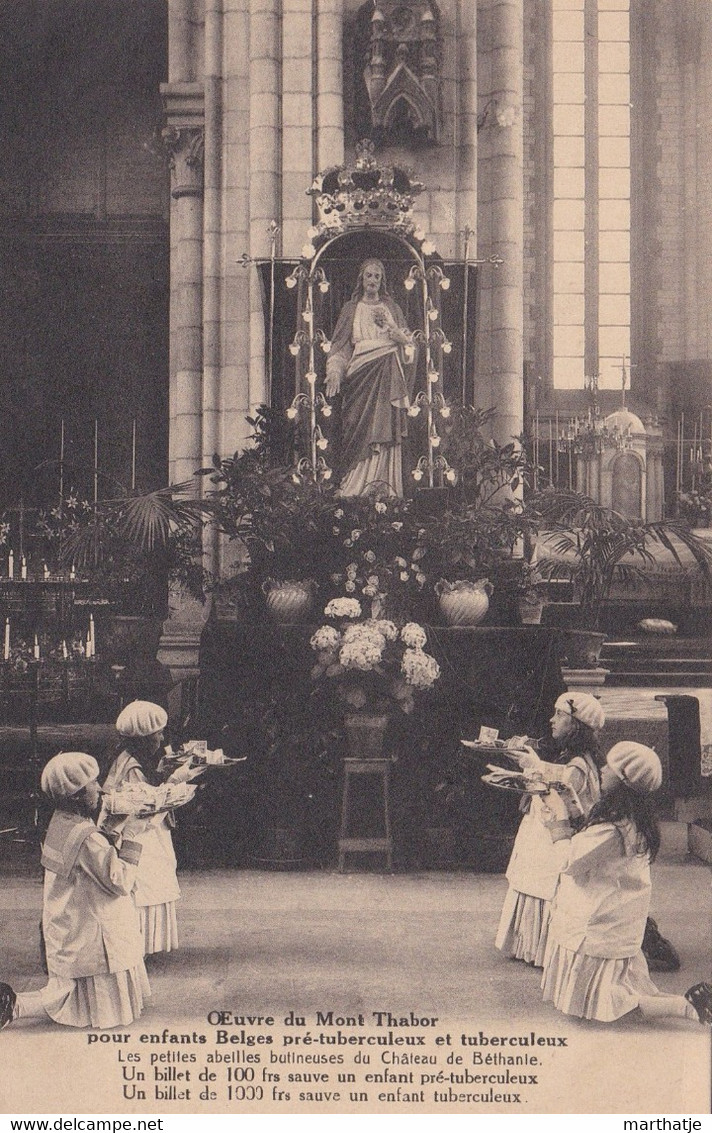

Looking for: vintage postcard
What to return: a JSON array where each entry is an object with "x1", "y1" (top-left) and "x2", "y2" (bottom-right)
[{"x1": 0, "y1": 0, "x2": 711, "y2": 1119}]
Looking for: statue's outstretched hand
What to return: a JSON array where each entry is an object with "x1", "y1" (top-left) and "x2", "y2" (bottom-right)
[{"x1": 325, "y1": 374, "x2": 340, "y2": 398}]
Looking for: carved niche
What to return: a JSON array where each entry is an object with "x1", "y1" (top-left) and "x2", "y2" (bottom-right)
[{"x1": 353, "y1": 1, "x2": 442, "y2": 145}]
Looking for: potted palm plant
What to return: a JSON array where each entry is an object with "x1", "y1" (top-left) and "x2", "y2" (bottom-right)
[
  {"x1": 527, "y1": 489, "x2": 712, "y2": 666},
  {"x1": 58, "y1": 483, "x2": 207, "y2": 664}
]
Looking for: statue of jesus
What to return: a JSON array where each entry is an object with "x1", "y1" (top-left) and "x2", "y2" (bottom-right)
[{"x1": 325, "y1": 259, "x2": 415, "y2": 497}]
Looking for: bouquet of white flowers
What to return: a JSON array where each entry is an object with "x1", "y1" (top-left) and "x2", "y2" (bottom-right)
[{"x1": 310, "y1": 599, "x2": 440, "y2": 715}]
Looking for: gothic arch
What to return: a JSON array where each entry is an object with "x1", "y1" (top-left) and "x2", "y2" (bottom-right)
[{"x1": 350, "y1": 1, "x2": 443, "y2": 144}]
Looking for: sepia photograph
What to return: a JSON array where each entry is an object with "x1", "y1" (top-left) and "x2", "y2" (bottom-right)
[{"x1": 0, "y1": 0, "x2": 710, "y2": 1118}]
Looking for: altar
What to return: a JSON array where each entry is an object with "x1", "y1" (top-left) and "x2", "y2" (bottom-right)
[{"x1": 179, "y1": 622, "x2": 566, "y2": 871}]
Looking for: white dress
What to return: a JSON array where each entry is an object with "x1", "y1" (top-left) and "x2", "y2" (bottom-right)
[
  {"x1": 15, "y1": 810, "x2": 151, "y2": 1029},
  {"x1": 495, "y1": 753, "x2": 600, "y2": 966},
  {"x1": 101, "y1": 751, "x2": 180, "y2": 955},
  {"x1": 541, "y1": 819, "x2": 663, "y2": 1022}
]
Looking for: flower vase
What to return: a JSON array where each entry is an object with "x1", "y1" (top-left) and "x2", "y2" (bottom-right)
[
  {"x1": 435, "y1": 579, "x2": 493, "y2": 626},
  {"x1": 344, "y1": 713, "x2": 390, "y2": 761},
  {"x1": 261, "y1": 578, "x2": 316, "y2": 625}
]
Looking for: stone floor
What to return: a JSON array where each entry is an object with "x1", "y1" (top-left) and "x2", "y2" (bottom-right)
[{"x1": 1, "y1": 856, "x2": 710, "y2": 1114}]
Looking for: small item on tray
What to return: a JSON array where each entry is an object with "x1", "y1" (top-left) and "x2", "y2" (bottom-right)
[
  {"x1": 460, "y1": 737, "x2": 531, "y2": 765},
  {"x1": 481, "y1": 765, "x2": 549, "y2": 794},
  {"x1": 479, "y1": 725, "x2": 499, "y2": 743},
  {"x1": 192, "y1": 746, "x2": 225, "y2": 765},
  {"x1": 102, "y1": 780, "x2": 198, "y2": 816},
  {"x1": 165, "y1": 761, "x2": 207, "y2": 784},
  {"x1": 192, "y1": 748, "x2": 247, "y2": 768}
]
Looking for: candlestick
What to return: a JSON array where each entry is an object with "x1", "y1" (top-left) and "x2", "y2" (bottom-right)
[
  {"x1": 33, "y1": 634, "x2": 40, "y2": 661},
  {"x1": 62, "y1": 640, "x2": 68, "y2": 661},
  {"x1": 4, "y1": 618, "x2": 9, "y2": 661},
  {"x1": 89, "y1": 615, "x2": 95, "y2": 658},
  {"x1": 86, "y1": 630, "x2": 92, "y2": 659},
  {"x1": 59, "y1": 419, "x2": 65, "y2": 508},
  {"x1": 21, "y1": 556, "x2": 27, "y2": 581},
  {"x1": 8, "y1": 550, "x2": 13, "y2": 580},
  {"x1": 94, "y1": 419, "x2": 99, "y2": 507},
  {"x1": 69, "y1": 564, "x2": 76, "y2": 581}
]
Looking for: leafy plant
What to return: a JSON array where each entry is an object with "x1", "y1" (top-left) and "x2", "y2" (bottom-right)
[
  {"x1": 676, "y1": 486, "x2": 712, "y2": 528},
  {"x1": 527, "y1": 488, "x2": 712, "y2": 630},
  {"x1": 55, "y1": 485, "x2": 207, "y2": 617},
  {"x1": 203, "y1": 403, "x2": 541, "y2": 620},
  {"x1": 440, "y1": 404, "x2": 531, "y2": 506}
]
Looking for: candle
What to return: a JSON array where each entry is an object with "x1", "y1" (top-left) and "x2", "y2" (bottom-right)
[
  {"x1": 89, "y1": 615, "x2": 95, "y2": 658},
  {"x1": 93, "y1": 419, "x2": 98, "y2": 507},
  {"x1": 62, "y1": 640, "x2": 68, "y2": 661},
  {"x1": 43, "y1": 562, "x2": 49, "y2": 581},
  {"x1": 86, "y1": 630, "x2": 92, "y2": 658},
  {"x1": 33, "y1": 634, "x2": 40, "y2": 661},
  {"x1": 8, "y1": 550, "x2": 13, "y2": 580},
  {"x1": 4, "y1": 618, "x2": 9, "y2": 661},
  {"x1": 69, "y1": 564, "x2": 76, "y2": 581},
  {"x1": 21, "y1": 556, "x2": 27, "y2": 581}
]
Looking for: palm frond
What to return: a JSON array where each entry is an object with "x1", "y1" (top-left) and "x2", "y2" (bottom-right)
[{"x1": 112, "y1": 483, "x2": 206, "y2": 551}]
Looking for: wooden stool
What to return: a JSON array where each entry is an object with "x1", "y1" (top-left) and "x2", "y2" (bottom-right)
[{"x1": 338, "y1": 757, "x2": 393, "y2": 871}]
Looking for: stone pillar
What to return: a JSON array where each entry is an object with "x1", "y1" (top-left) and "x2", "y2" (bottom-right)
[
  {"x1": 223, "y1": 0, "x2": 251, "y2": 451},
  {"x1": 202, "y1": 0, "x2": 223, "y2": 468},
  {"x1": 249, "y1": 0, "x2": 281, "y2": 416},
  {"x1": 676, "y1": 0, "x2": 712, "y2": 361},
  {"x1": 282, "y1": 0, "x2": 315, "y2": 255},
  {"x1": 317, "y1": 0, "x2": 345, "y2": 171},
  {"x1": 158, "y1": 3, "x2": 207, "y2": 690},
  {"x1": 161, "y1": 85, "x2": 205, "y2": 486},
  {"x1": 477, "y1": 0, "x2": 524, "y2": 446},
  {"x1": 457, "y1": 0, "x2": 478, "y2": 255}
]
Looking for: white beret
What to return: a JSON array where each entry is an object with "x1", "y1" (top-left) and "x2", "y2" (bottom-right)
[
  {"x1": 41, "y1": 752, "x2": 100, "y2": 801},
  {"x1": 115, "y1": 700, "x2": 168, "y2": 738},
  {"x1": 606, "y1": 741, "x2": 662, "y2": 795},
  {"x1": 554, "y1": 691, "x2": 605, "y2": 731}
]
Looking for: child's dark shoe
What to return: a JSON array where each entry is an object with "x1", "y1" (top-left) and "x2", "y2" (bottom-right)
[
  {"x1": 0, "y1": 983, "x2": 16, "y2": 1029},
  {"x1": 642, "y1": 916, "x2": 681, "y2": 972},
  {"x1": 685, "y1": 982, "x2": 712, "y2": 1024}
]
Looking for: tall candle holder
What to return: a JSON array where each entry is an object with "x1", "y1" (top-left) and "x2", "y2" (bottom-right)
[
  {"x1": 285, "y1": 264, "x2": 333, "y2": 484},
  {"x1": 403, "y1": 261, "x2": 453, "y2": 488}
]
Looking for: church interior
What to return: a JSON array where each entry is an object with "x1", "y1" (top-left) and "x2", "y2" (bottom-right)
[{"x1": 0, "y1": 0, "x2": 710, "y2": 1049}]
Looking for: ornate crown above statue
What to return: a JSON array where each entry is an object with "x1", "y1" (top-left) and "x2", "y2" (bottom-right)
[{"x1": 307, "y1": 140, "x2": 426, "y2": 244}]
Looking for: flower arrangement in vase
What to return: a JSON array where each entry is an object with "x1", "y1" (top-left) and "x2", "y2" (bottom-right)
[
  {"x1": 310, "y1": 596, "x2": 440, "y2": 715},
  {"x1": 310, "y1": 598, "x2": 441, "y2": 760}
]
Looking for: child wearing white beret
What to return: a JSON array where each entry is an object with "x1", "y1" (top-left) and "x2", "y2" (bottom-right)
[
  {"x1": 101, "y1": 700, "x2": 180, "y2": 957},
  {"x1": 0, "y1": 751, "x2": 149, "y2": 1030},
  {"x1": 541, "y1": 741, "x2": 712, "y2": 1025},
  {"x1": 496, "y1": 691, "x2": 605, "y2": 966}
]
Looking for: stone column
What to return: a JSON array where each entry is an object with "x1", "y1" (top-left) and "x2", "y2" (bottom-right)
[
  {"x1": 477, "y1": 0, "x2": 524, "y2": 446},
  {"x1": 202, "y1": 0, "x2": 223, "y2": 468},
  {"x1": 158, "y1": 1, "x2": 207, "y2": 690},
  {"x1": 223, "y1": 0, "x2": 251, "y2": 450},
  {"x1": 249, "y1": 0, "x2": 281, "y2": 416},
  {"x1": 317, "y1": 0, "x2": 345, "y2": 171},
  {"x1": 282, "y1": 0, "x2": 314, "y2": 255},
  {"x1": 457, "y1": 0, "x2": 478, "y2": 255},
  {"x1": 161, "y1": 86, "x2": 205, "y2": 486}
]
